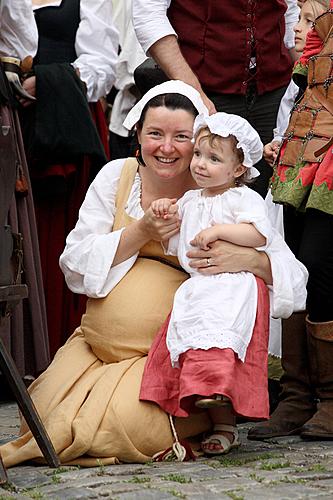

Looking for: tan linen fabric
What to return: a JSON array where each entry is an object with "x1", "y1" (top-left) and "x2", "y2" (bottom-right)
[{"x1": 0, "y1": 159, "x2": 210, "y2": 467}]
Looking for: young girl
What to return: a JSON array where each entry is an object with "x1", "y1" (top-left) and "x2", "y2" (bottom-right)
[
  {"x1": 250, "y1": 1, "x2": 333, "y2": 441},
  {"x1": 264, "y1": 0, "x2": 329, "y2": 166},
  {"x1": 140, "y1": 112, "x2": 276, "y2": 456}
]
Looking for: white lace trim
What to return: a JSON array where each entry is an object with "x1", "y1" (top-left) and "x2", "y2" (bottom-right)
[
  {"x1": 126, "y1": 172, "x2": 144, "y2": 219},
  {"x1": 167, "y1": 328, "x2": 253, "y2": 367}
]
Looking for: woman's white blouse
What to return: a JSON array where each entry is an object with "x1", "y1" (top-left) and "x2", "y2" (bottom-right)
[
  {"x1": 33, "y1": 0, "x2": 119, "y2": 102},
  {"x1": 60, "y1": 159, "x2": 307, "y2": 323},
  {"x1": 0, "y1": 0, "x2": 38, "y2": 59},
  {"x1": 60, "y1": 159, "x2": 144, "y2": 298}
]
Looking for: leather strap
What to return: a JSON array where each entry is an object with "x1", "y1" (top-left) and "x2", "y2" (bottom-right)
[
  {"x1": 311, "y1": 87, "x2": 333, "y2": 157},
  {"x1": 312, "y1": 86, "x2": 333, "y2": 117}
]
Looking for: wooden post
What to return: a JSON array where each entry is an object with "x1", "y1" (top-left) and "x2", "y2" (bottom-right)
[{"x1": 0, "y1": 332, "x2": 60, "y2": 468}]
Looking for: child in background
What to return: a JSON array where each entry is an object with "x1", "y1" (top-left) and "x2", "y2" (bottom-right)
[
  {"x1": 264, "y1": 0, "x2": 328, "y2": 167},
  {"x1": 249, "y1": 0, "x2": 333, "y2": 441},
  {"x1": 140, "y1": 113, "x2": 273, "y2": 456}
]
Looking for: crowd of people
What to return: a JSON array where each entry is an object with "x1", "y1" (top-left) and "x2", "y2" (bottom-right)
[{"x1": 0, "y1": 0, "x2": 332, "y2": 467}]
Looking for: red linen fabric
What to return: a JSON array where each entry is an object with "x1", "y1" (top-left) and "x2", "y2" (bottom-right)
[{"x1": 140, "y1": 277, "x2": 270, "y2": 420}]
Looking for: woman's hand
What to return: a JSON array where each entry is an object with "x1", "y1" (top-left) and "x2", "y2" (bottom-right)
[
  {"x1": 113, "y1": 208, "x2": 180, "y2": 267},
  {"x1": 20, "y1": 76, "x2": 36, "y2": 107},
  {"x1": 140, "y1": 206, "x2": 180, "y2": 242},
  {"x1": 187, "y1": 239, "x2": 273, "y2": 284}
]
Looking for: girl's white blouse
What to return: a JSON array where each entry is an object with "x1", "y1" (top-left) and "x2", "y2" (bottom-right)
[
  {"x1": 60, "y1": 159, "x2": 308, "y2": 325},
  {"x1": 33, "y1": 0, "x2": 119, "y2": 102}
]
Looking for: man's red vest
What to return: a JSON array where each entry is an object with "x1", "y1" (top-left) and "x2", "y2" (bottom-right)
[{"x1": 167, "y1": 0, "x2": 293, "y2": 95}]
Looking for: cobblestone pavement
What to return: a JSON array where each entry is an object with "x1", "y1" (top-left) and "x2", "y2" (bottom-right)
[{"x1": 1, "y1": 402, "x2": 333, "y2": 499}]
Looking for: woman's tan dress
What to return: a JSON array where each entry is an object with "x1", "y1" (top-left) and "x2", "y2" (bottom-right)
[{"x1": 0, "y1": 160, "x2": 210, "y2": 467}]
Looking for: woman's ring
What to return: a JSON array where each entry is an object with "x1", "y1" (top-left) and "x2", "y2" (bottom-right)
[{"x1": 206, "y1": 257, "x2": 211, "y2": 266}]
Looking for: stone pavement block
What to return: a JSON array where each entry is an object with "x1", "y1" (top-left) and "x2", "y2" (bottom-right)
[
  {"x1": 236, "y1": 485, "x2": 332, "y2": 499},
  {"x1": 7, "y1": 466, "x2": 55, "y2": 489},
  {"x1": 115, "y1": 491, "x2": 179, "y2": 499},
  {"x1": 0, "y1": 494, "x2": 28, "y2": 500},
  {"x1": 0, "y1": 402, "x2": 20, "y2": 445}
]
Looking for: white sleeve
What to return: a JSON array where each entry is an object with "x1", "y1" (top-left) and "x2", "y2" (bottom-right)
[
  {"x1": 72, "y1": 0, "x2": 119, "y2": 102},
  {"x1": 273, "y1": 80, "x2": 299, "y2": 142},
  {"x1": 284, "y1": 0, "x2": 300, "y2": 49},
  {"x1": 0, "y1": 0, "x2": 38, "y2": 58},
  {"x1": 265, "y1": 189, "x2": 284, "y2": 238},
  {"x1": 109, "y1": 0, "x2": 147, "y2": 137},
  {"x1": 266, "y1": 229, "x2": 308, "y2": 319},
  {"x1": 165, "y1": 233, "x2": 180, "y2": 256},
  {"x1": 233, "y1": 188, "x2": 273, "y2": 247},
  {"x1": 112, "y1": 0, "x2": 146, "y2": 82},
  {"x1": 59, "y1": 159, "x2": 138, "y2": 298},
  {"x1": 239, "y1": 188, "x2": 308, "y2": 319},
  {"x1": 132, "y1": 0, "x2": 175, "y2": 54}
]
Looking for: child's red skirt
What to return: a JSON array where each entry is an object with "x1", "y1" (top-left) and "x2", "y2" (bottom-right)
[{"x1": 140, "y1": 277, "x2": 270, "y2": 420}]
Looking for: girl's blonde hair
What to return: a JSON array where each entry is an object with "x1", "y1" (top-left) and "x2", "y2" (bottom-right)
[
  {"x1": 195, "y1": 127, "x2": 252, "y2": 186},
  {"x1": 307, "y1": 0, "x2": 330, "y2": 18}
]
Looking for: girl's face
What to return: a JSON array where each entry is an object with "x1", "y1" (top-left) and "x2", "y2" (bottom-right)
[
  {"x1": 136, "y1": 106, "x2": 195, "y2": 180},
  {"x1": 294, "y1": 1, "x2": 326, "y2": 52},
  {"x1": 190, "y1": 132, "x2": 246, "y2": 196}
]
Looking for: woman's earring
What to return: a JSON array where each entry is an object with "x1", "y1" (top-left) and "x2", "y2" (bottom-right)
[{"x1": 135, "y1": 145, "x2": 145, "y2": 166}]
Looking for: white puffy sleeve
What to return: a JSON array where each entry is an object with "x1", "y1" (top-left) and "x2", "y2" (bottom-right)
[
  {"x1": 229, "y1": 187, "x2": 308, "y2": 319},
  {"x1": 132, "y1": 0, "x2": 174, "y2": 54},
  {"x1": 232, "y1": 187, "x2": 273, "y2": 248},
  {"x1": 0, "y1": 0, "x2": 38, "y2": 58},
  {"x1": 273, "y1": 80, "x2": 299, "y2": 143},
  {"x1": 73, "y1": 0, "x2": 119, "y2": 102},
  {"x1": 59, "y1": 159, "x2": 140, "y2": 298},
  {"x1": 266, "y1": 230, "x2": 308, "y2": 319}
]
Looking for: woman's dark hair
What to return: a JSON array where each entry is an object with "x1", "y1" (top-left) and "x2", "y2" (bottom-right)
[
  {"x1": 137, "y1": 93, "x2": 198, "y2": 128},
  {"x1": 134, "y1": 93, "x2": 198, "y2": 166}
]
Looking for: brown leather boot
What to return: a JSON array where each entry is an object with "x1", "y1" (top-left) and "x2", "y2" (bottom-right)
[
  {"x1": 248, "y1": 312, "x2": 316, "y2": 440},
  {"x1": 301, "y1": 317, "x2": 333, "y2": 440}
]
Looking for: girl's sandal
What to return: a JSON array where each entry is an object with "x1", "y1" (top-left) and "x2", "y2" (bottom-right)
[
  {"x1": 201, "y1": 424, "x2": 240, "y2": 456},
  {"x1": 195, "y1": 394, "x2": 231, "y2": 409}
]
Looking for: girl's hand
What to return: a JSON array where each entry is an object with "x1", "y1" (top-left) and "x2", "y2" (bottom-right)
[
  {"x1": 263, "y1": 140, "x2": 280, "y2": 167},
  {"x1": 151, "y1": 198, "x2": 178, "y2": 219},
  {"x1": 190, "y1": 227, "x2": 219, "y2": 250},
  {"x1": 140, "y1": 206, "x2": 180, "y2": 241}
]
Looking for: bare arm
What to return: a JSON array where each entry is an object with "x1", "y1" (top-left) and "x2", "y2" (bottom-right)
[
  {"x1": 112, "y1": 206, "x2": 179, "y2": 266},
  {"x1": 187, "y1": 240, "x2": 273, "y2": 285},
  {"x1": 192, "y1": 223, "x2": 266, "y2": 250},
  {"x1": 149, "y1": 35, "x2": 216, "y2": 114}
]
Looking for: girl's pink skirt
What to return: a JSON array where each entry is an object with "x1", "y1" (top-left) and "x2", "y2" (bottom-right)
[{"x1": 140, "y1": 277, "x2": 270, "y2": 420}]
